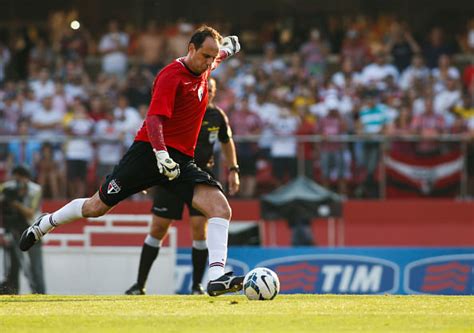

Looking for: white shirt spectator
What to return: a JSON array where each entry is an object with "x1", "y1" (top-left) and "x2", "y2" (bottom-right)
[
  {"x1": 433, "y1": 88, "x2": 461, "y2": 127},
  {"x1": 99, "y1": 32, "x2": 129, "y2": 76},
  {"x1": 64, "y1": 82, "x2": 87, "y2": 103},
  {"x1": 31, "y1": 105, "x2": 64, "y2": 139},
  {"x1": 252, "y1": 101, "x2": 280, "y2": 150},
  {"x1": 432, "y1": 67, "x2": 461, "y2": 93},
  {"x1": 331, "y1": 71, "x2": 361, "y2": 90},
  {"x1": 113, "y1": 105, "x2": 142, "y2": 145},
  {"x1": 94, "y1": 118, "x2": 123, "y2": 165},
  {"x1": 21, "y1": 97, "x2": 42, "y2": 119},
  {"x1": 399, "y1": 65, "x2": 430, "y2": 90},
  {"x1": 30, "y1": 80, "x2": 55, "y2": 100},
  {"x1": 65, "y1": 118, "x2": 95, "y2": 161},
  {"x1": 270, "y1": 110, "x2": 300, "y2": 157},
  {"x1": 360, "y1": 63, "x2": 399, "y2": 88}
]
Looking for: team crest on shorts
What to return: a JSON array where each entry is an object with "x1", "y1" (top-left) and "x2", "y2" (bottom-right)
[{"x1": 107, "y1": 179, "x2": 121, "y2": 194}]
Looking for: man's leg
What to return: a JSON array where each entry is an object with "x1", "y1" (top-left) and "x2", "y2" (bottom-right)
[
  {"x1": 189, "y1": 215, "x2": 208, "y2": 294},
  {"x1": 192, "y1": 185, "x2": 243, "y2": 296},
  {"x1": 125, "y1": 216, "x2": 171, "y2": 295},
  {"x1": 19, "y1": 192, "x2": 112, "y2": 251},
  {"x1": 28, "y1": 243, "x2": 46, "y2": 294}
]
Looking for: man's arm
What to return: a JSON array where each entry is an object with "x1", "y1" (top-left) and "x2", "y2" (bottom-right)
[
  {"x1": 212, "y1": 36, "x2": 241, "y2": 70},
  {"x1": 221, "y1": 139, "x2": 240, "y2": 196},
  {"x1": 147, "y1": 115, "x2": 180, "y2": 181}
]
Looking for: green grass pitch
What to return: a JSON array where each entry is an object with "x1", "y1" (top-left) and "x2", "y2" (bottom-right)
[{"x1": 1, "y1": 294, "x2": 473, "y2": 333}]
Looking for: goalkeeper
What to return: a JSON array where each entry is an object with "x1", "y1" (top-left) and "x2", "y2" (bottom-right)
[
  {"x1": 20, "y1": 26, "x2": 245, "y2": 296},
  {"x1": 126, "y1": 77, "x2": 239, "y2": 295}
]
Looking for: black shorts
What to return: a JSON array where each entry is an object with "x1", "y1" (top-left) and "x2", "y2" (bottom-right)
[
  {"x1": 99, "y1": 141, "x2": 223, "y2": 207},
  {"x1": 151, "y1": 185, "x2": 204, "y2": 219}
]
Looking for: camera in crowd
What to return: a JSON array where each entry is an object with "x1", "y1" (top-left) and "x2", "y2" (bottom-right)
[{"x1": 1, "y1": 166, "x2": 31, "y2": 230}]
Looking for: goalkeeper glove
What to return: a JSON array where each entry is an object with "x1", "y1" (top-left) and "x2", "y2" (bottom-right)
[
  {"x1": 154, "y1": 150, "x2": 180, "y2": 181},
  {"x1": 220, "y1": 36, "x2": 241, "y2": 57}
]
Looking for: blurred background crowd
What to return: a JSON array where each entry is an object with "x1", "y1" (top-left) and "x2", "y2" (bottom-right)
[{"x1": 1, "y1": 4, "x2": 474, "y2": 200}]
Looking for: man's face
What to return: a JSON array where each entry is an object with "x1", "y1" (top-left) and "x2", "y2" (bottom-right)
[
  {"x1": 208, "y1": 78, "x2": 216, "y2": 102},
  {"x1": 188, "y1": 37, "x2": 220, "y2": 74}
]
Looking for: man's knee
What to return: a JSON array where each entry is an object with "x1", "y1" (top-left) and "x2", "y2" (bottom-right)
[
  {"x1": 82, "y1": 195, "x2": 111, "y2": 217},
  {"x1": 150, "y1": 216, "x2": 172, "y2": 239},
  {"x1": 193, "y1": 186, "x2": 232, "y2": 220},
  {"x1": 207, "y1": 200, "x2": 232, "y2": 220}
]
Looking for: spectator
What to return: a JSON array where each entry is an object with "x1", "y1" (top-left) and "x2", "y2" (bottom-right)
[
  {"x1": 432, "y1": 54, "x2": 461, "y2": 93},
  {"x1": 433, "y1": 76, "x2": 462, "y2": 127},
  {"x1": 17, "y1": 88, "x2": 41, "y2": 120},
  {"x1": 94, "y1": 109, "x2": 124, "y2": 184},
  {"x1": 299, "y1": 28, "x2": 329, "y2": 81},
  {"x1": 331, "y1": 57, "x2": 361, "y2": 91},
  {"x1": 0, "y1": 42, "x2": 11, "y2": 85},
  {"x1": 59, "y1": 27, "x2": 89, "y2": 61},
  {"x1": 136, "y1": 20, "x2": 166, "y2": 75},
  {"x1": 29, "y1": 68, "x2": 55, "y2": 100},
  {"x1": 316, "y1": 100, "x2": 350, "y2": 195},
  {"x1": 399, "y1": 53, "x2": 430, "y2": 91},
  {"x1": 341, "y1": 28, "x2": 371, "y2": 71},
  {"x1": 0, "y1": 165, "x2": 46, "y2": 294},
  {"x1": 385, "y1": 104, "x2": 414, "y2": 155},
  {"x1": 88, "y1": 95, "x2": 107, "y2": 121},
  {"x1": 35, "y1": 142, "x2": 63, "y2": 198},
  {"x1": 6, "y1": 119, "x2": 42, "y2": 173},
  {"x1": 229, "y1": 98, "x2": 262, "y2": 198},
  {"x1": 64, "y1": 101, "x2": 94, "y2": 197},
  {"x1": 270, "y1": 105, "x2": 300, "y2": 184},
  {"x1": 360, "y1": 50, "x2": 399, "y2": 89},
  {"x1": 355, "y1": 90, "x2": 389, "y2": 197},
  {"x1": 125, "y1": 67, "x2": 152, "y2": 108},
  {"x1": 411, "y1": 99, "x2": 448, "y2": 155},
  {"x1": 423, "y1": 27, "x2": 456, "y2": 69},
  {"x1": 261, "y1": 42, "x2": 287, "y2": 75},
  {"x1": 113, "y1": 94, "x2": 142, "y2": 146},
  {"x1": 29, "y1": 37, "x2": 54, "y2": 70},
  {"x1": 385, "y1": 21, "x2": 420, "y2": 72},
  {"x1": 0, "y1": 93, "x2": 21, "y2": 134},
  {"x1": 30, "y1": 95, "x2": 64, "y2": 140},
  {"x1": 51, "y1": 82, "x2": 68, "y2": 115},
  {"x1": 98, "y1": 20, "x2": 129, "y2": 77},
  {"x1": 10, "y1": 28, "x2": 32, "y2": 80}
]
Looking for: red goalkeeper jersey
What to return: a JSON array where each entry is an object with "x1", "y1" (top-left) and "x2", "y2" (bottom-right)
[{"x1": 135, "y1": 57, "x2": 223, "y2": 157}]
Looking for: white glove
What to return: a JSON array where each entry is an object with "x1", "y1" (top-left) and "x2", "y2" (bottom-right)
[
  {"x1": 154, "y1": 150, "x2": 180, "y2": 181},
  {"x1": 220, "y1": 36, "x2": 241, "y2": 57}
]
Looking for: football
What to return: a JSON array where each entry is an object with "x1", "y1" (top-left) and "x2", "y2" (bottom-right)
[{"x1": 243, "y1": 267, "x2": 280, "y2": 300}]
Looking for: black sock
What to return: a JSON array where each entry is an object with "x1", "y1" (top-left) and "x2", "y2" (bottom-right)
[
  {"x1": 137, "y1": 243, "x2": 160, "y2": 289},
  {"x1": 192, "y1": 247, "x2": 208, "y2": 287}
]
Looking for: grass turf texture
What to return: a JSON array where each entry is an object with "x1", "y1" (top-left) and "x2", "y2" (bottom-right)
[{"x1": 1, "y1": 295, "x2": 473, "y2": 333}]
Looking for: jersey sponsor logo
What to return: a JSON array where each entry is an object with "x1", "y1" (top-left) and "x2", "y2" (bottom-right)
[
  {"x1": 404, "y1": 254, "x2": 474, "y2": 295},
  {"x1": 107, "y1": 179, "x2": 121, "y2": 194},
  {"x1": 198, "y1": 87, "x2": 204, "y2": 101},
  {"x1": 257, "y1": 255, "x2": 399, "y2": 294},
  {"x1": 175, "y1": 252, "x2": 248, "y2": 294}
]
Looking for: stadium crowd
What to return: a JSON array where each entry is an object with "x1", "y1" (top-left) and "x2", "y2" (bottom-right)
[{"x1": 0, "y1": 12, "x2": 474, "y2": 199}]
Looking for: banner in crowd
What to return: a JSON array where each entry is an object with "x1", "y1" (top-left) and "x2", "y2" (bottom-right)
[
  {"x1": 176, "y1": 248, "x2": 474, "y2": 295},
  {"x1": 385, "y1": 151, "x2": 463, "y2": 198}
]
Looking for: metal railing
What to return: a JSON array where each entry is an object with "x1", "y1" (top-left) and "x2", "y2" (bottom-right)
[{"x1": 0, "y1": 134, "x2": 472, "y2": 199}]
